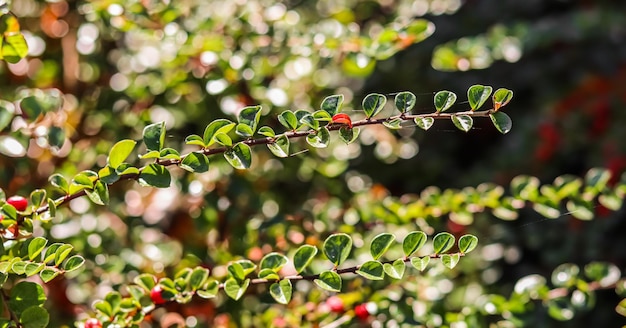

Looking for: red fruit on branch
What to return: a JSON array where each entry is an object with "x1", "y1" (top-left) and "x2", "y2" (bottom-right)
[
  {"x1": 326, "y1": 295, "x2": 345, "y2": 313},
  {"x1": 150, "y1": 285, "x2": 167, "y2": 305},
  {"x1": 84, "y1": 318, "x2": 102, "y2": 328},
  {"x1": 6, "y1": 196, "x2": 28, "y2": 211},
  {"x1": 331, "y1": 113, "x2": 352, "y2": 128}
]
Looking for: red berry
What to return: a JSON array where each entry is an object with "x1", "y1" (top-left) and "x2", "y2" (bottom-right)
[
  {"x1": 6, "y1": 196, "x2": 28, "y2": 212},
  {"x1": 354, "y1": 303, "x2": 370, "y2": 320},
  {"x1": 150, "y1": 285, "x2": 167, "y2": 305},
  {"x1": 331, "y1": 113, "x2": 352, "y2": 128},
  {"x1": 326, "y1": 295, "x2": 344, "y2": 313},
  {"x1": 84, "y1": 318, "x2": 102, "y2": 328}
]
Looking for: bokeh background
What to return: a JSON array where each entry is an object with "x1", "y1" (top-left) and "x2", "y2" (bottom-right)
[{"x1": 1, "y1": 0, "x2": 625, "y2": 326}]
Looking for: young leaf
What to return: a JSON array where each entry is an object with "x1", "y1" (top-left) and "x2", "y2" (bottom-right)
[
  {"x1": 235, "y1": 260, "x2": 257, "y2": 277},
  {"x1": 224, "y1": 278, "x2": 250, "y2": 300},
  {"x1": 86, "y1": 180, "x2": 109, "y2": 205},
  {"x1": 323, "y1": 233, "x2": 352, "y2": 266},
  {"x1": 138, "y1": 164, "x2": 171, "y2": 188},
  {"x1": 402, "y1": 231, "x2": 427, "y2": 257},
  {"x1": 267, "y1": 135, "x2": 290, "y2": 158},
  {"x1": 314, "y1": 271, "x2": 342, "y2": 292},
  {"x1": 339, "y1": 127, "x2": 359, "y2": 144},
  {"x1": 300, "y1": 114, "x2": 320, "y2": 130},
  {"x1": 260, "y1": 252, "x2": 289, "y2": 272},
  {"x1": 382, "y1": 118, "x2": 402, "y2": 129},
  {"x1": 258, "y1": 269, "x2": 280, "y2": 280},
  {"x1": 236, "y1": 105, "x2": 262, "y2": 137},
  {"x1": 278, "y1": 111, "x2": 298, "y2": 130},
  {"x1": 434, "y1": 90, "x2": 457, "y2": 112},
  {"x1": 356, "y1": 260, "x2": 384, "y2": 280},
  {"x1": 362, "y1": 93, "x2": 387, "y2": 118},
  {"x1": 490, "y1": 112, "x2": 512, "y2": 134},
  {"x1": 143, "y1": 121, "x2": 166, "y2": 151},
  {"x1": 180, "y1": 152, "x2": 209, "y2": 173},
  {"x1": 410, "y1": 256, "x2": 430, "y2": 271},
  {"x1": 415, "y1": 117, "x2": 434, "y2": 130},
  {"x1": 383, "y1": 258, "x2": 405, "y2": 279},
  {"x1": 108, "y1": 139, "x2": 137, "y2": 169},
  {"x1": 451, "y1": 114, "x2": 473, "y2": 132},
  {"x1": 54, "y1": 244, "x2": 73, "y2": 265},
  {"x1": 441, "y1": 254, "x2": 460, "y2": 269},
  {"x1": 185, "y1": 134, "x2": 205, "y2": 147},
  {"x1": 493, "y1": 88, "x2": 513, "y2": 110},
  {"x1": 28, "y1": 237, "x2": 47, "y2": 261},
  {"x1": 293, "y1": 245, "x2": 317, "y2": 274},
  {"x1": 257, "y1": 126, "x2": 275, "y2": 137},
  {"x1": 203, "y1": 119, "x2": 236, "y2": 146},
  {"x1": 188, "y1": 267, "x2": 209, "y2": 291},
  {"x1": 214, "y1": 133, "x2": 233, "y2": 147},
  {"x1": 227, "y1": 262, "x2": 245, "y2": 281},
  {"x1": 433, "y1": 232, "x2": 455, "y2": 254},
  {"x1": 370, "y1": 233, "x2": 395, "y2": 260},
  {"x1": 159, "y1": 148, "x2": 180, "y2": 160},
  {"x1": 306, "y1": 127, "x2": 330, "y2": 148},
  {"x1": 321, "y1": 94, "x2": 344, "y2": 116},
  {"x1": 134, "y1": 273, "x2": 156, "y2": 292},
  {"x1": 314, "y1": 110, "x2": 332, "y2": 122},
  {"x1": 224, "y1": 143, "x2": 252, "y2": 169},
  {"x1": 269, "y1": 279, "x2": 292, "y2": 304},
  {"x1": 458, "y1": 234, "x2": 478, "y2": 254},
  {"x1": 48, "y1": 174, "x2": 69, "y2": 193},
  {"x1": 467, "y1": 85, "x2": 493, "y2": 111},
  {"x1": 394, "y1": 91, "x2": 416, "y2": 113}
]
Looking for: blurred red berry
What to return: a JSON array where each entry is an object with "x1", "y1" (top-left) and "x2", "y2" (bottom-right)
[
  {"x1": 326, "y1": 295, "x2": 344, "y2": 313},
  {"x1": 84, "y1": 318, "x2": 102, "y2": 328},
  {"x1": 6, "y1": 196, "x2": 28, "y2": 212},
  {"x1": 354, "y1": 303, "x2": 370, "y2": 320},
  {"x1": 150, "y1": 285, "x2": 167, "y2": 305}
]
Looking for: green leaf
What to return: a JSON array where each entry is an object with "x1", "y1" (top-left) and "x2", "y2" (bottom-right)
[
  {"x1": 235, "y1": 260, "x2": 257, "y2": 277},
  {"x1": 184, "y1": 134, "x2": 205, "y2": 147},
  {"x1": 19, "y1": 306, "x2": 49, "y2": 328},
  {"x1": 180, "y1": 152, "x2": 209, "y2": 173},
  {"x1": 258, "y1": 268, "x2": 280, "y2": 280},
  {"x1": 139, "y1": 150, "x2": 160, "y2": 159},
  {"x1": 19, "y1": 96, "x2": 43, "y2": 120},
  {"x1": 300, "y1": 114, "x2": 320, "y2": 130},
  {"x1": 227, "y1": 262, "x2": 245, "y2": 281},
  {"x1": 159, "y1": 148, "x2": 180, "y2": 160},
  {"x1": 29, "y1": 189, "x2": 46, "y2": 208},
  {"x1": 306, "y1": 127, "x2": 330, "y2": 148},
  {"x1": 321, "y1": 94, "x2": 344, "y2": 116},
  {"x1": 490, "y1": 112, "x2": 512, "y2": 134},
  {"x1": 197, "y1": 280, "x2": 219, "y2": 299},
  {"x1": 312, "y1": 110, "x2": 332, "y2": 122},
  {"x1": 236, "y1": 123, "x2": 254, "y2": 137},
  {"x1": 458, "y1": 234, "x2": 478, "y2": 254},
  {"x1": 382, "y1": 118, "x2": 402, "y2": 129},
  {"x1": 394, "y1": 91, "x2": 416, "y2": 113},
  {"x1": 598, "y1": 189, "x2": 622, "y2": 211},
  {"x1": 70, "y1": 171, "x2": 97, "y2": 194},
  {"x1": 467, "y1": 85, "x2": 493, "y2": 110},
  {"x1": 410, "y1": 256, "x2": 430, "y2": 271},
  {"x1": 269, "y1": 279, "x2": 292, "y2": 304},
  {"x1": 260, "y1": 252, "x2": 288, "y2": 272},
  {"x1": 339, "y1": 127, "x2": 359, "y2": 144},
  {"x1": 2, "y1": 33, "x2": 29, "y2": 64},
  {"x1": 12, "y1": 261, "x2": 27, "y2": 275},
  {"x1": 138, "y1": 164, "x2": 171, "y2": 188},
  {"x1": 116, "y1": 164, "x2": 139, "y2": 176},
  {"x1": 415, "y1": 117, "x2": 434, "y2": 130},
  {"x1": 94, "y1": 300, "x2": 113, "y2": 317},
  {"x1": 86, "y1": 180, "x2": 109, "y2": 205},
  {"x1": 383, "y1": 259, "x2": 405, "y2": 279},
  {"x1": 267, "y1": 135, "x2": 290, "y2": 158},
  {"x1": 8, "y1": 282, "x2": 46, "y2": 316},
  {"x1": 54, "y1": 244, "x2": 73, "y2": 265},
  {"x1": 143, "y1": 121, "x2": 166, "y2": 151},
  {"x1": 1, "y1": 204, "x2": 16, "y2": 220},
  {"x1": 257, "y1": 126, "x2": 275, "y2": 137},
  {"x1": 47, "y1": 126, "x2": 65, "y2": 149},
  {"x1": 203, "y1": 119, "x2": 235, "y2": 146},
  {"x1": 39, "y1": 268, "x2": 59, "y2": 283},
  {"x1": 356, "y1": 260, "x2": 384, "y2": 280},
  {"x1": 188, "y1": 267, "x2": 209, "y2": 291},
  {"x1": 48, "y1": 174, "x2": 69, "y2": 193},
  {"x1": 492, "y1": 88, "x2": 513, "y2": 110},
  {"x1": 62, "y1": 255, "x2": 85, "y2": 272},
  {"x1": 0, "y1": 100, "x2": 15, "y2": 132},
  {"x1": 28, "y1": 237, "x2": 47, "y2": 261},
  {"x1": 323, "y1": 233, "x2": 352, "y2": 266},
  {"x1": 314, "y1": 271, "x2": 342, "y2": 292},
  {"x1": 451, "y1": 114, "x2": 473, "y2": 132},
  {"x1": 42, "y1": 243, "x2": 62, "y2": 263},
  {"x1": 278, "y1": 111, "x2": 298, "y2": 130},
  {"x1": 370, "y1": 233, "x2": 395, "y2": 260},
  {"x1": 224, "y1": 278, "x2": 249, "y2": 300},
  {"x1": 441, "y1": 253, "x2": 460, "y2": 269},
  {"x1": 566, "y1": 197, "x2": 594, "y2": 221},
  {"x1": 237, "y1": 105, "x2": 262, "y2": 137},
  {"x1": 293, "y1": 245, "x2": 317, "y2": 274},
  {"x1": 212, "y1": 133, "x2": 231, "y2": 147},
  {"x1": 98, "y1": 166, "x2": 119, "y2": 185},
  {"x1": 362, "y1": 93, "x2": 387, "y2": 118},
  {"x1": 108, "y1": 139, "x2": 137, "y2": 169},
  {"x1": 134, "y1": 273, "x2": 156, "y2": 292},
  {"x1": 105, "y1": 292, "x2": 122, "y2": 313},
  {"x1": 403, "y1": 231, "x2": 427, "y2": 257},
  {"x1": 224, "y1": 143, "x2": 252, "y2": 169},
  {"x1": 433, "y1": 232, "x2": 455, "y2": 254},
  {"x1": 24, "y1": 263, "x2": 44, "y2": 277},
  {"x1": 434, "y1": 90, "x2": 457, "y2": 112}
]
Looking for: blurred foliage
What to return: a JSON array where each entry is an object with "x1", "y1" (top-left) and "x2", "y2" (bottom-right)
[{"x1": 0, "y1": 0, "x2": 625, "y2": 327}]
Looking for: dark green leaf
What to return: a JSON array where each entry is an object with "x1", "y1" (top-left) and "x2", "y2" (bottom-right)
[
  {"x1": 434, "y1": 91, "x2": 457, "y2": 112},
  {"x1": 29, "y1": 189, "x2": 46, "y2": 208},
  {"x1": 267, "y1": 135, "x2": 289, "y2": 158},
  {"x1": 394, "y1": 91, "x2": 416, "y2": 113},
  {"x1": 54, "y1": 244, "x2": 73, "y2": 265},
  {"x1": 138, "y1": 164, "x2": 171, "y2": 188},
  {"x1": 433, "y1": 232, "x2": 455, "y2": 254},
  {"x1": 492, "y1": 88, "x2": 513, "y2": 110},
  {"x1": 258, "y1": 268, "x2": 280, "y2": 280},
  {"x1": 314, "y1": 271, "x2": 341, "y2": 292},
  {"x1": 224, "y1": 278, "x2": 249, "y2": 300},
  {"x1": 8, "y1": 282, "x2": 46, "y2": 316},
  {"x1": 269, "y1": 279, "x2": 292, "y2": 304},
  {"x1": 451, "y1": 114, "x2": 473, "y2": 132},
  {"x1": 383, "y1": 259, "x2": 405, "y2": 279},
  {"x1": 382, "y1": 118, "x2": 402, "y2": 129},
  {"x1": 47, "y1": 126, "x2": 65, "y2": 149},
  {"x1": 197, "y1": 280, "x2": 219, "y2": 299},
  {"x1": 180, "y1": 152, "x2": 209, "y2": 173},
  {"x1": 293, "y1": 245, "x2": 317, "y2": 274},
  {"x1": 362, "y1": 93, "x2": 387, "y2": 118},
  {"x1": 203, "y1": 119, "x2": 235, "y2": 146},
  {"x1": 300, "y1": 114, "x2": 320, "y2": 130},
  {"x1": 356, "y1": 260, "x2": 384, "y2": 280},
  {"x1": 134, "y1": 274, "x2": 156, "y2": 292},
  {"x1": 188, "y1": 267, "x2": 209, "y2": 291},
  {"x1": 415, "y1": 117, "x2": 434, "y2": 130},
  {"x1": 19, "y1": 96, "x2": 43, "y2": 120},
  {"x1": 19, "y1": 306, "x2": 49, "y2": 328},
  {"x1": 143, "y1": 121, "x2": 166, "y2": 151},
  {"x1": 1, "y1": 204, "x2": 16, "y2": 220},
  {"x1": 105, "y1": 292, "x2": 122, "y2": 313},
  {"x1": 467, "y1": 85, "x2": 493, "y2": 110},
  {"x1": 260, "y1": 252, "x2": 288, "y2": 272},
  {"x1": 86, "y1": 180, "x2": 109, "y2": 205},
  {"x1": 490, "y1": 112, "x2": 512, "y2": 134},
  {"x1": 224, "y1": 143, "x2": 252, "y2": 169},
  {"x1": 370, "y1": 233, "x2": 395, "y2": 260},
  {"x1": 98, "y1": 166, "x2": 119, "y2": 184},
  {"x1": 27, "y1": 237, "x2": 47, "y2": 261},
  {"x1": 227, "y1": 262, "x2": 245, "y2": 281},
  {"x1": 441, "y1": 253, "x2": 460, "y2": 269},
  {"x1": 42, "y1": 243, "x2": 62, "y2": 264},
  {"x1": 39, "y1": 268, "x2": 59, "y2": 283},
  {"x1": 236, "y1": 123, "x2": 254, "y2": 137},
  {"x1": 94, "y1": 300, "x2": 113, "y2": 317},
  {"x1": 458, "y1": 234, "x2": 478, "y2": 254},
  {"x1": 339, "y1": 127, "x2": 359, "y2": 144},
  {"x1": 278, "y1": 111, "x2": 298, "y2": 130},
  {"x1": 48, "y1": 174, "x2": 69, "y2": 193},
  {"x1": 321, "y1": 94, "x2": 344, "y2": 116},
  {"x1": 158, "y1": 148, "x2": 180, "y2": 160},
  {"x1": 323, "y1": 233, "x2": 352, "y2": 266},
  {"x1": 62, "y1": 255, "x2": 85, "y2": 272},
  {"x1": 108, "y1": 139, "x2": 136, "y2": 169},
  {"x1": 410, "y1": 256, "x2": 430, "y2": 271},
  {"x1": 403, "y1": 231, "x2": 427, "y2": 257},
  {"x1": 237, "y1": 105, "x2": 262, "y2": 137},
  {"x1": 306, "y1": 127, "x2": 330, "y2": 148}
]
